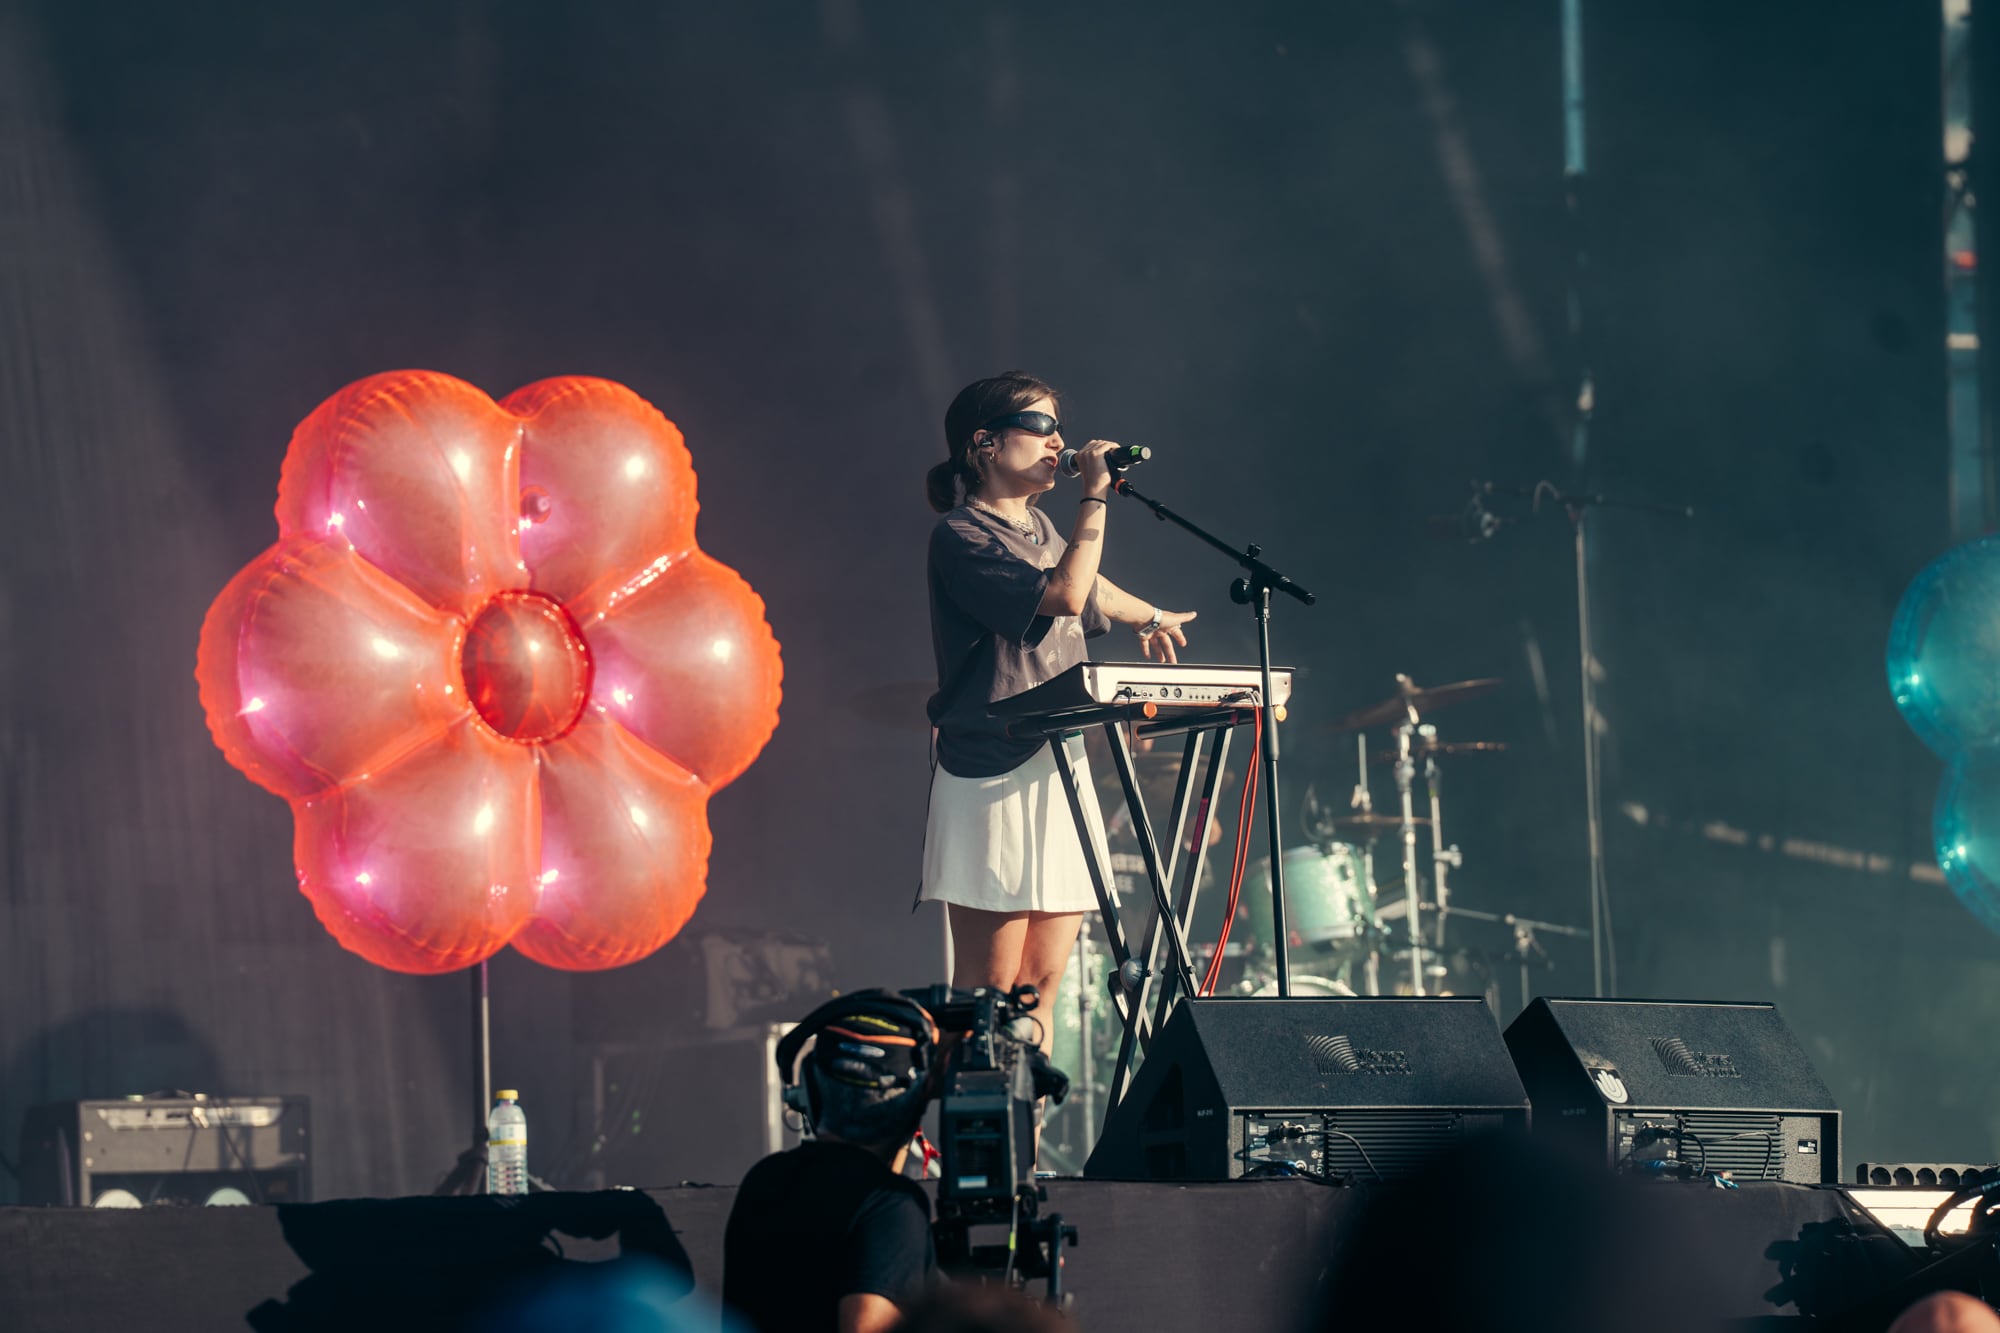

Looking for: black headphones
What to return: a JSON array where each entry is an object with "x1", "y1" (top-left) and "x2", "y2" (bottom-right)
[{"x1": 775, "y1": 989, "x2": 941, "y2": 1130}]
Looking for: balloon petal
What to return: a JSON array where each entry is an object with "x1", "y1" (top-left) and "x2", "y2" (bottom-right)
[
  {"x1": 197, "y1": 536, "x2": 468, "y2": 798},
  {"x1": 276, "y1": 370, "x2": 526, "y2": 617},
  {"x1": 1934, "y1": 751, "x2": 2000, "y2": 937},
  {"x1": 577, "y1": 550, "x2": 783, "y2": 790},
  {"x1": 294, "y1": 719, "x2": 542, "y2": 974},
  {"x1": 511, "y1": 714, "x2": 711, "y2": 971},
  {"x1": 504, "y1": 378, "x2": 699, "y2": 606},
  {"x1": 1888, "y1": 534, "x2": 2000, "y2": 758}
]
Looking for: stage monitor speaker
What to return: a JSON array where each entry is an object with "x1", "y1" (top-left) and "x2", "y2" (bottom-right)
[
  {"x1": 1502, "y1": 998, "x2": 1840, "y2": 1184},
  {"x1": 20, "y1": 1095, "x2": 310, "y2": 1207},
  {"x1": 1083, "y1": 997, "x2": 1529, "y2": 1182}
]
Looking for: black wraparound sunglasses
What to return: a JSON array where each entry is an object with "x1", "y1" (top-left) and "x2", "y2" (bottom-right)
[{"x1": 979, "y1": 410, "x2": 1063, "y2": 439}]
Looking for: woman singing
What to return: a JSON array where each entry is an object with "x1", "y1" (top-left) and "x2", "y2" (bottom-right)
[{"x1": 919, "y1": 370, "x2": 1197, "y2": 1059}]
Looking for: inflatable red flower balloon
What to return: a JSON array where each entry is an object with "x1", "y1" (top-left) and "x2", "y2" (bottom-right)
[{"x1": 196, "y1": 371, "x2": 782, "y2": 973}]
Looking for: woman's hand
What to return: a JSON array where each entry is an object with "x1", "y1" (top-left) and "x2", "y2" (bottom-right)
[
  {"x1": 1072, "y1": 439, "x2": 1123, "y2": 498},
  {"x1": 1139, "y1": 610, "x2": 1197, "y2": 664}
]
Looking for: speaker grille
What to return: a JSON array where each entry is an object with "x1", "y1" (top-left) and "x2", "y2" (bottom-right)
[
  {"x1": 1323, "y1": 1109, "x2": 1461, "y2": 1181},
  {"x1": 1677, "y1": 1111, "x2": 1783, "y2": 1179}
]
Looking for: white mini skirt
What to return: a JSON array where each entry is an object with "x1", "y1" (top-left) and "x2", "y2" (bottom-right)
[{"x1": 919, "y1": 738, "x2": 1111, "y2": 915}]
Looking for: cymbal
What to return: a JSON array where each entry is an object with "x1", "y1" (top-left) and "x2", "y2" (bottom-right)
[
  {"x1": 1326, "y1": 677, "x2": 1501, "y2": 733},
  {"x1": 1321, "y1": 812, "x2": 1432, "y2": 833},
  {"x1": 1371, "y1": 740, "x2": 1509, "y2": 765}
]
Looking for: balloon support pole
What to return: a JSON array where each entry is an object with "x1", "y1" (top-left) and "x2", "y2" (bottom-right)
[{"x1": 432, "y1": 959, "x2": 494, "y2": 1195}]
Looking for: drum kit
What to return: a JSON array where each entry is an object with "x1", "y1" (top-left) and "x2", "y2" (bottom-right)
[{"x1": 1038, "y1": 672, "x2": 1588, "y2": 1172}]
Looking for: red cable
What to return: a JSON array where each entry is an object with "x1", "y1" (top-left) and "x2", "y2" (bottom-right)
[{"x1": 1203, "y1": 709, "x2": 1262, "y2": 995}]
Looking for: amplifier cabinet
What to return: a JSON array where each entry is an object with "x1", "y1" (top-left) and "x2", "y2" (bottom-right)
[
  {"x1": 20, "y1": 1095, "x2": 311, "y2": 1206},
  {"x1": 584, "y1": 1023, "x2": 799, "y2": 1190}
]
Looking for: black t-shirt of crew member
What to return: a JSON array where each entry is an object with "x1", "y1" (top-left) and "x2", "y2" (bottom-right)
[
  {"x1": 927, "y1": 504, "x2": 1109, "y2": 777},
  {"x1": 722, "y1": 1140, "x2": 937, "y2": 1333}
]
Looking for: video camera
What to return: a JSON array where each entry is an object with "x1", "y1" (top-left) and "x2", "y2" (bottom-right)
[{"x1": 903, "y1": 982, "x2": 1067, "y2": 1226}]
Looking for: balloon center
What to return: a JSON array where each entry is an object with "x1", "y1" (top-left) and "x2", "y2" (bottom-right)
[{"x1": 461, "y1": 591, "x2": 592, "y2": 742}]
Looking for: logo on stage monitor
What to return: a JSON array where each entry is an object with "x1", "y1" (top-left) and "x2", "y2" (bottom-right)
[
  {"x1": 1589, "y1": 1066, "x2": 1630, "y2": 1104},
  {"x1": 1310, "y1": 1034, "x2": 1410, "y2": 1075},
  {"x1": 1651, "y1": 1036, "x2": 1742, "y2": 1078}
]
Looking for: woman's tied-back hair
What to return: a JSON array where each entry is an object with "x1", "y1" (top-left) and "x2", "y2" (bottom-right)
[{"x1": 926, "y1": 371, "x2": 1061, "y2": 513}]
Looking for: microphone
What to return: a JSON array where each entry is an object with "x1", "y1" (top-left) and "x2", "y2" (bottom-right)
[{"x1": 1058, "y1": 444, "x2": 1152, "y2": 477}]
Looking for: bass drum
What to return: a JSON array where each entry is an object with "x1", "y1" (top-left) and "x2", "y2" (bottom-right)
[
  {"x1": 1241, "y1": 844, "x2": 1377, "y2": 953},
  {"x1": 1244, "y1": 972, "x2": 1356, "y2": 998}
]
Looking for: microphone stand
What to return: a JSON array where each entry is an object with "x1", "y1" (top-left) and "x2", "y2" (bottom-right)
[
  {"x1": 1470, "y1": 481, "x2": 1691, "y2": 998},
  {"x1": 1113, "y1": 476, "x2": 1316, "y2": 996}
]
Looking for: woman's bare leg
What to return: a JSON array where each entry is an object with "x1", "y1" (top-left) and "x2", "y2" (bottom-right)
[
  {"x1": 947, "y1": 904, "x2": 1030, "y2": 990},
  {"x1": 946, "y1": 907, "x2": 1086, "y2": 1164},
  {"x1": 1017, "y1": 912, "x2": 1086, "y2": 1056}
]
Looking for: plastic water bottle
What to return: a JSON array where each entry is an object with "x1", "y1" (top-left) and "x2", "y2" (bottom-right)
[{"x1": 487, "y1": 1090, "x2": 528, "y2": 1196}]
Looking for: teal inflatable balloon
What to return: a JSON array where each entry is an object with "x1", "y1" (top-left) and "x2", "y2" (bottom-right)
[
  {"x1": 1935, "y1": 750, "x2": 2000, "y2": 937},
  {"x1": 1888, "y1": 535, "x2": 2000, "y2": 757}
]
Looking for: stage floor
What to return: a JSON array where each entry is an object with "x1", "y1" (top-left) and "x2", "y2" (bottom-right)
[{"x1": 0, "y1": 1177, "x2": 1940, "y2": 1331}]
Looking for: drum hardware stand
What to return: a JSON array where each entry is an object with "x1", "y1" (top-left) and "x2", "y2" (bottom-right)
[
  {"x1": 1071, "y1": 928, "x2": 1098, "y2": 1149},
  {"x1": 1426, "y1": 749, "x2": 1463, "y2": 957},
  {"x1": 1344, "y1": 736, "x2": 1385, "y2": 995},
  {"x1": 1391, "y1": 705, "x2": 1429, "y2": 996},
  {"x1": 1112, "y1": 475, "x2": 1316, "y2": 996},
  {"x1": 1424, "y1": 904, "x2": 1588, "y2": 1015}
]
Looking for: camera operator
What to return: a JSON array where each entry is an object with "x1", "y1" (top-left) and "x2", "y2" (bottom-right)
[{"x1": 723, "y1": 992, "x2": 941, "y2": 1333}]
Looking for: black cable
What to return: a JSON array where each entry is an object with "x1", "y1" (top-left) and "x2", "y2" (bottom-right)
[
  {"x1": 1236, "y1": 1158, "x2": 1343, "y2": 1187},
  {"x1": 1322, "y1": 1126, "x2": 1385, "y2": 1184},
  {"x1": 1927, "y1": 1175, "x2": 2000, "y2": 1252},
  {"x1": 147, "y1": 1106, "x2": 202, "y2": 1205},
  {"x1": 1698, "y1": 1129, "x2": 1782, "y2": 1180},
  {"x1": 214, "y1": 1113, "x2": 267, "y2": 1205}
]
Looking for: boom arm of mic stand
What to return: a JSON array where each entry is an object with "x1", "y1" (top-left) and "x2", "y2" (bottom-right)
[{"x1": 1113, "y1": 479, "x2": 1317, "y2": 606}]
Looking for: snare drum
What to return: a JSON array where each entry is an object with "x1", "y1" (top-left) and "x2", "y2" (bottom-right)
[{"x1": 1241, "y1": 843, "x2": 1376, "y2": 951}]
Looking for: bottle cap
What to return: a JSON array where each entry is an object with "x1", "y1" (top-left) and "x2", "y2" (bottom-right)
[{"x1": 495, "y1": 1089, "x2": 519, "y2": 1101}]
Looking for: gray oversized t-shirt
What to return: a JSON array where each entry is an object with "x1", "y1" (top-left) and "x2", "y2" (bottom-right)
[{"x1": 927, "y1": 504, "x2": 1109, "y2": 777}]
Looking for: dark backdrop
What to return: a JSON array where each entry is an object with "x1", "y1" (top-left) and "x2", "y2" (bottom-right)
[{"x1": 0, "y1": 0, "x2": 1975, "y2": 1204}]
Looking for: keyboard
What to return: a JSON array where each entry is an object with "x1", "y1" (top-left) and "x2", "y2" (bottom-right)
[{"x1": 990, "y1": 661, "x2": 1292, "y2": 722}]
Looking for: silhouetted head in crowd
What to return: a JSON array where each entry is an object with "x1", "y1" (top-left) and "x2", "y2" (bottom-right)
[
  {"x1": 1310, "y1": 1136, "x2": 1719, "y2": 1333},
  {"x1": 1889, "y1": 1292, "x2": 2000, "y2": 1333}
]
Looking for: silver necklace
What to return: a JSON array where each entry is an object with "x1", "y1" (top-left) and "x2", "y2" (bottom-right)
[{"x1": 969, "y1": 499, "x2": 1041, "y2": 543}]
